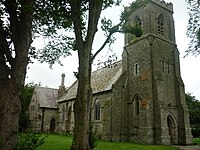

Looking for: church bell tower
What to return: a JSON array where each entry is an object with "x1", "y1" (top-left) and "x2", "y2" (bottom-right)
[{"x1": 122, "y1": 0, "x2": 192, "y2": 145}]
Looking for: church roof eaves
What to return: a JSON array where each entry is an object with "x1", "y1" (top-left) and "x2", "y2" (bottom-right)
[{"x1": 58, "y1": 61, "x2": 122, "y2": 102}]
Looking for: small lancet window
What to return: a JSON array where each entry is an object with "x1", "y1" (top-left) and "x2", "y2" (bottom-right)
[
  {"x1": 167, "y1": 61, "x2": 170, "y2": 74},
  {"x1": 161, "y1": 60, "x2": 165, "y2": 73},
  {"x1": 134, "y1": 94, "x2": 141, "y2": 116},
  {"x1": 134, "y1": 63, "x2": 139, "y2": 76},
  {"x1": 94, "y1": 99, "x2": 101, "y2": 120},
  {"x1": 158, "y1": 14, "x2": 165, "y2": 35},
  {"x1": 62, "y1": 105, "x2": 65, "y2": 123}
]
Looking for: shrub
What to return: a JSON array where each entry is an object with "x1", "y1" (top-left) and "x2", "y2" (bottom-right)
[
  {"x1": 192, "y1": 127, "x2": 200, "y2": 138},
  {"x1": 14, "y1": 131, "x2": 45, "y2": 150}
]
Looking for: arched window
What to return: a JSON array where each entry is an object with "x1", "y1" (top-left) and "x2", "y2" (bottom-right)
[
  {"x1": 167, "y1": 61, "x2": 170, "y2": 74},
  {"x1": 161, "y1": 59, "x2": 165, "y2": 73},
  {"x1": 134, "y1": 63, "x2": 139, "y2": 76},
  {"x1": 158, "y1": 14, "x2": 165, "y2": 35},
  {"x1": 134, "y1": 94, "x2": 141, "y2": 116},
  {"x1": 134, "y1": 15, "x2": 142, "y2": 27},
  {"x1": 62, "y1": 105, "x2": 65, "y2": 123},
  {"x1": 94, "y1": 99, "x2": 101, "y2": 120}
]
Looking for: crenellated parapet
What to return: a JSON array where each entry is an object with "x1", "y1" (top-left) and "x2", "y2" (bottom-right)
[{"x1": 151, "y1": 0, "x2": 173, "y2": 12}]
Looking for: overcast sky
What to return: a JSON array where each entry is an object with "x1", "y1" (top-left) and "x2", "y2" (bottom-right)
[{"x1": 26, "y1": 0, "x2": 200, "y2": 100}]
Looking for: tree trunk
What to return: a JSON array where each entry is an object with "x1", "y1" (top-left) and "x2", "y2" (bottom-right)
[
  {"x1": 71, "y1": 48, "x2": 92, "y2": 150},
  {"x1": 0, "y1": 81, "x2": 21, "y2": 150},
  {"x1": 69, "y1": 1, "x2": 103, "y2": 149},
  {"x1": 0, "y1": 1, "x2": 34, "y2": 149}
]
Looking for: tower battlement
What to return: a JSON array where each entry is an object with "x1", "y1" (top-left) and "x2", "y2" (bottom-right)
[{"x1": 151, "y1": 0, "x2": 173, "y2": 12}]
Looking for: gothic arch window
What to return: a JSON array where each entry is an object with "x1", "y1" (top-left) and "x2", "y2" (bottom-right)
[
  {"x1": 62, "y1": 105, "x2": 65, "y2": 123},
  {"x1": 157, "y1": 14, "x2": 165, "y2": 35},
  {"x1": 161, "y1": 59, "x2": 165, "y2": 73},
  {"x1": 133, "y1": 94, "x2": 141, "y2": 116},
  {"x1": 167, "y1": 61, "x2": 170, "y2": 74},
  {"x1": 94, "y1": 99, "x2": 101, "y2": 120},
  {"x1": 134, "y1": 63, "x2": 139, "y2": 76},
  {"x1": 134, "y1": 15, "x2": 142, "y2": 27}
]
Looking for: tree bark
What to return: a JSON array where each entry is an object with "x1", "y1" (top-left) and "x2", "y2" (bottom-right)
[
  {"x1": 0, "y1": 0, "x2": 34, "y2": 149},
  {"x1": 71, "y1": 48, "x2": 92, "y2": 150},
  {"x1": 0, "y1": 81, "x2": 21, "y2": 150},
  {"x1": 70, "y1": 1, "x2": 103, "y2": 149}
]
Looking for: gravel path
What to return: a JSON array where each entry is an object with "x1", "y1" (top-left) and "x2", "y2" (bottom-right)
[{"x1": 173, "y1": 145, "x2": 200, "y2": 150}]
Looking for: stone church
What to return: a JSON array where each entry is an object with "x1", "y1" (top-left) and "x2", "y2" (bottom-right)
[{"x1": 28, "y1": 0, "x2": 192, "y2": 145}]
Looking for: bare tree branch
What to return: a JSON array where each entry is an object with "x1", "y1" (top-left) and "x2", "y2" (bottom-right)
[{"x1": 91, "y1": 20, "x2": 123, "y2": 62}]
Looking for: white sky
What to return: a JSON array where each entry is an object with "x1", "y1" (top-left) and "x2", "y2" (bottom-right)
[{"x1": 26, "y1": 0, "x2": 200, "y2": 100}]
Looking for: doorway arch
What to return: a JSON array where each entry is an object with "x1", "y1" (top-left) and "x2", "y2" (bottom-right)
[
  {"x1": 50, "y1": 118, "x2": 56, "y2": 132},
  {"x1": 167, "y1": 114, "x2": 178, "y2": 144}
]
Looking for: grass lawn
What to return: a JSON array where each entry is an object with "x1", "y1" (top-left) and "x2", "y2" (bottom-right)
[
  {"x1": 193, "y1": 138, "x2": 200, "y2": 145},
  {"x1": 36, "y1": 134, "x2": 177, "y2": 150}
]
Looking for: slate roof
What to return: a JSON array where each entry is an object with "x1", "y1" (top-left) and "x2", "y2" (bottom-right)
[
  {"x1": 59, "y1": 61, "x2": 122, "y2": 102},
  {"x1": 34, "y1": 87, "x2": 58, "y2": 108}
]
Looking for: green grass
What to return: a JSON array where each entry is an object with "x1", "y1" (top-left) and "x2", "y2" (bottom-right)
[
  {"x1": 36, "y1": 134, "x2": 177, "y2": 150},
  {"x1": 94, "y1": 141, "x2": 177, "y2": 150},
  {"x1": 36, "y1": 134, "x2": 72, "y2": 150},
  {"x1": 193, "y1": 138, "x2": 200, "y2": 145}
]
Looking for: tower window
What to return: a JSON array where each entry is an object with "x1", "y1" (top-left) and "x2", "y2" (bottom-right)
[
  {"x1": 167, "y1": 61, "x2": 170, "y2": 74},
  {"x1": 135, "y1": 15, "x2": 142, "y2": 27},
  {"x1": 158, "y1": 14, "x2": 165, "y2": 35},
  {"x1": 134, "y1": 94, "x2": 141, "y2": 116},
  {"x1": 161, "y1": 60, "x2": 165, "y2": 73},
  {"x1": 94, "y1": 99, "x2": 101, "y2": 120},
  {"x1": 134, "y1": 63, "x2": 139, "y2": 76}
]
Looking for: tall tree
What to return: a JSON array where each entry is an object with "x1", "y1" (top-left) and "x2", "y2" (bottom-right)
[
  {"x1": 34, "y1": 0, "x2": 146, "y2": 149},
  {"x1": 186, "y1": 0, "x2": 200, "y2": 55},
  {"x1": 0, "y1": 0, "x2": 34, "y2": 149}
]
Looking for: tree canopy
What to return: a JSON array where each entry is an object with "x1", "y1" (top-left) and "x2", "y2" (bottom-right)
[
  {"x1": 186, "y1": 0, "x2": 200, "y2": 56},
  {"x1": 186, "y1": 93, "x2": 200, "y2": 137}
]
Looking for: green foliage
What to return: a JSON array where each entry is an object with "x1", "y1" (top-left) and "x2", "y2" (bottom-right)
[
  {"x1": 121, "y1": 0, "x2": 148, "y2": 22},
  {"x1": 186, "y1": 0, "x2": 200, "y2": 56},
  {"x1": 15, "y1": 131, "x2": 45, "y2": 150},
  {"x1": 33, "y1": 0, "x2": 149, "y2": 65},
  {"x1": 89, "y1": 123, "x2": 97, "y2": 149},
  {"x1": 125, "y1": 24, "x2": 143, "y2": 38},
  {"x1": 19, "y1": 83, "x2": 35, "y2": 132},
  {"x1": 193, "y1": 138, "x2": 200, "y2": 145},
  {"x1": 185, "y1": 93, "x2": 200, "y2": 137},
  {"x1": 33, "y1": 0, "x2": 123, "y2": 66}
]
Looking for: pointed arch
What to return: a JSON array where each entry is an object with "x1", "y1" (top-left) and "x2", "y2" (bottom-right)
[
  {"x1": 133, "y1": 94, "x2": 141, "y2": 116},
  {"x1": 161, "y1": 59, "x2": 165, "y2": 73},
  {"x1": 166, "y1": 60, "x2": 171, "y2": 74},
  {"x1": 94, "y1": 98, "x2": 101, "y2": 120},
  {"x1": 157, "y1": 14, "x2": 165, "y2": 35},
  {"x1": 134, "y1": 63, "x2": 140, "y2": 76},
  {"x1": 50, "y1": 118, "x2": 56, "y2": 132},
  {"x1": 167, "y1": 113, "x2": 178, "y2": 144},
  {"x1": 134, "y1": 15, "x2": 142, "y2": 27}
]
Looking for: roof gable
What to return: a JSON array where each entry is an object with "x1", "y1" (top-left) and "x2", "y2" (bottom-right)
[
  {"x1": 59, "y1": 61, "x2": 122, "y2": 102},
  {"x1": 33, "y1": 87, "x2": 58, "y2": 108}
]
